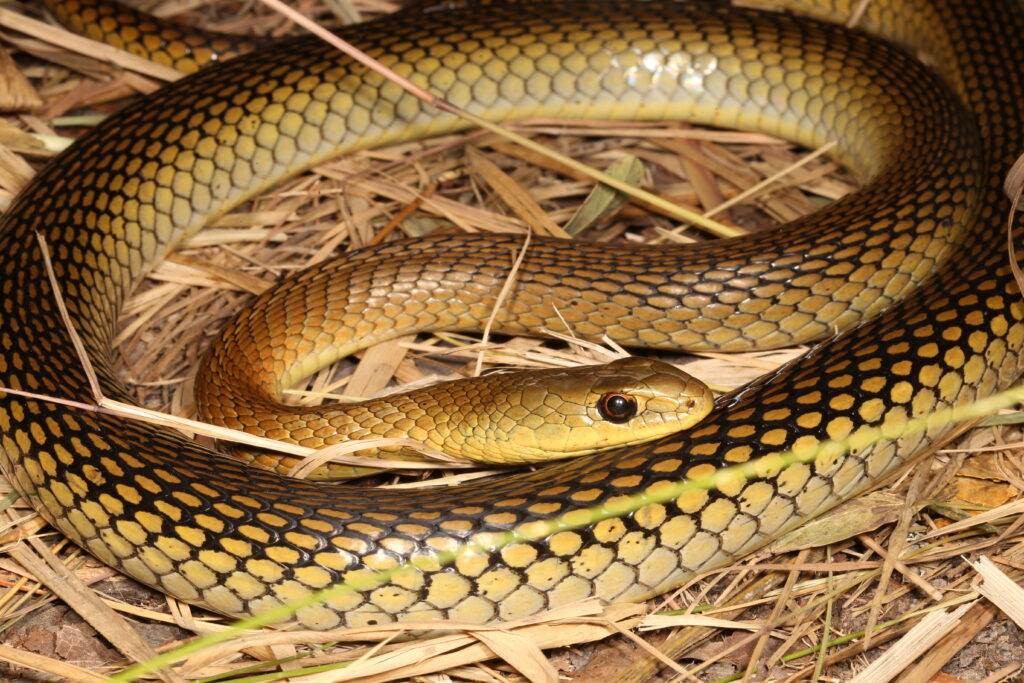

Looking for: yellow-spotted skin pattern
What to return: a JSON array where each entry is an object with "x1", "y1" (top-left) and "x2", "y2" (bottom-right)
[
  {"x1": 1, "y1": 0, "x2": 1022, "y2": 631},
  {"x1": 196, "y1": 356, "x2": 714, "y2": 477},
  {"x1": 40, "y1": 0, "x2": 255, "y2": 74}
]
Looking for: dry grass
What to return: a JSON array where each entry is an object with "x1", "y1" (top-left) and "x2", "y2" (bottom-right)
[{"x1": 0, "y1": 1, "x2": 1023, "y2": 681}]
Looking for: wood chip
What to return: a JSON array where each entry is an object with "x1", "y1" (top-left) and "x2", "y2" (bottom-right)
[
  {"x1": 971, "y1": 556, "x2": 1024, "y2": 629},
  {"x1": 347, "y1": 335, "x2": 416, "y2": 397},
  {"x1": 0, "y1": 144, "x2": 35, "y2": 196},
  {"x1": 0, "y1": 45, "x2": 42, "y2": 111},
  {"x1": 849, "y1": 603, "x2": 973, "y2": 683}
]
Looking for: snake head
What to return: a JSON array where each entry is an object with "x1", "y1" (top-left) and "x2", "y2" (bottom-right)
[{"x1": 434, "y1": 356, "x2": 714, "y2": 464}]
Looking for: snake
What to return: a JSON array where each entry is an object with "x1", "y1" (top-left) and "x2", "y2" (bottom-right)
[
  {"x1": 1, "y1": 0, "x2": 1021, "y2": 633},
  {"x1": 197, "y1": 355, "x2": 715, "y2": 478}
]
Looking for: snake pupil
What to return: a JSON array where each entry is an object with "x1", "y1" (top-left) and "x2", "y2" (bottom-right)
[{"x1": 598, "y1": 393, "x2": 638, "y2": 423}]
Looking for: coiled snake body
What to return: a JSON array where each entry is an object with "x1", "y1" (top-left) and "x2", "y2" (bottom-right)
[{"x1": 1, "y1": 0, "x2": 1022, "y2": 630}]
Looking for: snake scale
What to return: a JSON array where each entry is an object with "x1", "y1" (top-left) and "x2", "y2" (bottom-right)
[{"x1": 1, "y1": 0, "x2": 1022, "y2": 632}]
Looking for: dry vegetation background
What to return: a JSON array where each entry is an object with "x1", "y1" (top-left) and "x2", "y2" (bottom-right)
[{"x1": 0, "y1": 0, "x2": 1022, "y2": 680}]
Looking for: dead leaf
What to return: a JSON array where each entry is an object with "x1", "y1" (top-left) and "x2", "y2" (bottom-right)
[
  {"x1": 687, "y1": 631, "x2": 763, "y2": 668},
  {"x1": 563, "y1": 154, "x2": 645, "y2": 235},
  {"x1": 54, "y1": 623, "x2": 118, "y2": 670},
  {"x1": 769, "y1": 491, "x2": 907, "y2": 553},
  {"x1": 472, "y1": 629, "x2": 558, "y2": 683},
  {"x1": 958, "y1": 453, "x2": 1014, "y2": 481},
  {"x1": 954, "y1": 478, "x2": 1018, "y2": 508}
]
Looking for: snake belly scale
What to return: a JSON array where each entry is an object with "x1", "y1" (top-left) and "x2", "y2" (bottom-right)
[{"x1": 0, "y1": 0, "x2": 1021, "y2": 630}]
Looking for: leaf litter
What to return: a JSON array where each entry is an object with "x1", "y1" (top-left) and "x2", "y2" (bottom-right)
[{"x1": 0, "y1": 1, "x2": 1022, "y2": 681}]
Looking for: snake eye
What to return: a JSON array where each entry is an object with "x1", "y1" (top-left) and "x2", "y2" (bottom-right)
[{"x1": 598, "y1": 393, "x2": 638, "y2": 423}]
